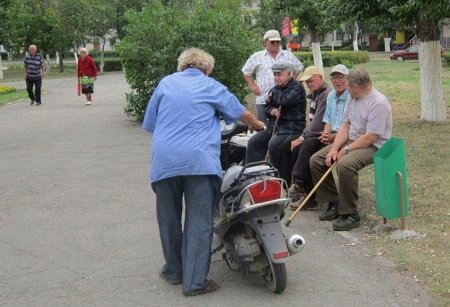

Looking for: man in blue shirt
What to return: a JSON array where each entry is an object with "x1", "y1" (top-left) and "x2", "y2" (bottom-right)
[
  {"x1": 142, "y1": 48, "x2": 264, "y2": 296},
  {"x1": 23, "y1": 45, "x2": 46, "y2": 106}
]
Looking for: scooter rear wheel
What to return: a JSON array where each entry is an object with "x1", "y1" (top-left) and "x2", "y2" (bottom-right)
[{"x1": 262, "y1": 261, "x2": 287, "y2": 293}]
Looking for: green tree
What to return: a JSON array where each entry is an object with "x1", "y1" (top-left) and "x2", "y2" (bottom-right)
[
  {"x1": 333, "y1": 0, "x2": 448, "y2": 122},
  {"x1": 2, "y1": 0, "x2": 38, "y2": 55},
  {"x1": 117, "y1": 1, "x2": 258, "y2": 121},
  {"x1": 281, "y1": 0, "x2": 335, "y2": 72},
  {"x1": 383, "y1": 0, "x2": 448, "y2": 122},
  {"x1": 88, "y1": 0, "x2": 117, "y2": 72}
]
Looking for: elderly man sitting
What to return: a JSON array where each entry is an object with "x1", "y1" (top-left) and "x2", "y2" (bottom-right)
[
  {"x1": 245, "y1": 61, "x2": 307, "y2": 169},
  {"x1": 310, "y1": 68, "x2": 392, "y2": 231}
]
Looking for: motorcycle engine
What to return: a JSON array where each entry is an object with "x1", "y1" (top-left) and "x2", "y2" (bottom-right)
[{"x1": 232, "y1": 233, "x2": 261, "y2": 261}]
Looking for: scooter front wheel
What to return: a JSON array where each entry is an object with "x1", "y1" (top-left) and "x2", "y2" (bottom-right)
[{"x1": 262, "y1": 261, "x2": 287, "y2": 293}]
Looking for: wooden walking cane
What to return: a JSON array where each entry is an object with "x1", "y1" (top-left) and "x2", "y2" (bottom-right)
[
  {"x1": 285, "y1": 161, "x2": 337, "y2": 227},
  {"x1": 265, "y1": 106, "x2": 282, "y2": 161}
]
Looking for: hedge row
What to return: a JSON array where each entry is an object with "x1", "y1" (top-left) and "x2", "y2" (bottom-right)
[
  {"x1": 0, "y1": 85, "x2": 16, "y2": 95},
  {"x1": 89, "y1": 51, "x2": 119, "y2": 58},
  {"x1": 6, "y1": 51, "x2": 367, "y2": 72},
  {"x1": 6, "y1": 58, "x2": 123, "y2": 71},
  {"x1": 93, "y1": 59, "x2": 122, "y2": 71},
  {"x1": 293, "y1": 51, "x2": 370, "y2": 68}
]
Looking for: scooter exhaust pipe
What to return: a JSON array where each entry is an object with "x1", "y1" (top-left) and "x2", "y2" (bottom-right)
[{"x1": 286, "y1": 234, "x2": 306, "y2": 255}]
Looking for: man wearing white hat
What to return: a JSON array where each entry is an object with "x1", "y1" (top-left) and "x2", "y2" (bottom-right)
[{"x1": 242, "y1": 30, "x2": 303, "y2": 121}]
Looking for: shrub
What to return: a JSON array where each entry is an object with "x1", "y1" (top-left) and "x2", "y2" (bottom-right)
[
  {"x1": 90, "y1": 50, "x2": 119, "y2": 58},
  {"x1": 50, "y1": 63, "x2": 77, "y2": 70},
  {"x1": 117, "y1": 1, "x2": 258, "y2": 121},
  {"x1": 0, "y1": 85, "x2": 16, "y2": 95},
  {"x1": 294, "y1": 50, "x2": 369, "y2": 68},
  {"x1": 442, "y1": 52, "x2": 450, "y2": 66},
  {"x1": 93, "y1": 59, "x2": 122, "y2": 72}
]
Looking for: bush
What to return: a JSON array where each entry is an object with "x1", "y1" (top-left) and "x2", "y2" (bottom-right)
[
  {"x1": 50, "y1": 63, "x2": 77, "y2": 70},
  {"x1": 117, "y1": 1, "x2": 258, "y2": 121},
  {"x1": 442, "y1": 52, "x2": 450, "y2": 66},
  {"x1": 293, "y1": 50, "x2": 369, "y2": 68},
  {"x1": 0, "y1": 85, "x2": 16, "y2": 95},
  {"x1": 93, "y1": 59, "x2": 122, "y2": 72},
  {"x1": 90, "y1": 50, "x2": 119, "y2": 58}
]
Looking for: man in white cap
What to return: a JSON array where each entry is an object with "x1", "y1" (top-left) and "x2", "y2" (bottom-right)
[
  {"x1": 287, "y1": 64, "x2": 350, "y2": 212},
  {"x1": 242, "y1": 30, "x2": 303, "y2": 121}
]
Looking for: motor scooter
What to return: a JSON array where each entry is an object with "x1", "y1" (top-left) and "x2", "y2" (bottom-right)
[
  {"x1": 214, "y1": 120, "x2": 305, "y2": 294},
  {"x1": 219, "y1": 120, "x2": 248, "y2": 169}
]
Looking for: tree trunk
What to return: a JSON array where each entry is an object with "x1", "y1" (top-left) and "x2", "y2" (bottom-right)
[
  {"x1": 418, "y1": 41, "x2": 447, "y2": 122},
  {"x1": 331, "y1": 30, "x2": 336, "y2": 52},
  {"x1": 384, "y1": 37, "x2": 391, "y2": 52},
  {"x1": 0, "y1": 55, "x2": 3, "y2": 80},
  {"x1": 59, "y1": 51, "x2": 64, "y2": 73},
  {"x1": 101, "y1": 36, "x2": 106, "y2": 73},
  {"x1": 45, "y1": 53, "x2": 51, "y2": 73},
  {"x1": 416, "y1": 15, "x2": 447, "y2": 122},
  {"x1": 311, "y1": 42, "x2": 323, "y2": 74},
  {"x1": 353, "y1": 21, "x2": 359, "y2": 51},
  {"x1": 310, "y1": 28, "x2": 323, "y2": 74}
]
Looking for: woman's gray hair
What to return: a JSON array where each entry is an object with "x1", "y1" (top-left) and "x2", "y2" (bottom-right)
[
  {"x1": 346, "y1": 68, "x2": 371, "y2": 87},
  {"x1": 177, "y1": 48, "x2": 215, "y2": 74}
]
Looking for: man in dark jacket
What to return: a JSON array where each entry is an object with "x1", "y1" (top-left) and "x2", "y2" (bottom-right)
[
  {"x1": 277, "y1": 66, "x2": 332, "y2": 209},
  {"x1": 245, "y1": 61, "x2": 307, "y2": 169}
]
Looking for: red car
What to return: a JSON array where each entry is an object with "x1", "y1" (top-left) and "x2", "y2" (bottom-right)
[{"x1": 390, "y1": 44, "x2": 445, "y2": 61}]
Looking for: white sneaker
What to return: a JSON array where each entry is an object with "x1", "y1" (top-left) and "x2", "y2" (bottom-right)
[{"x1": 85, "y1": 100, "x2": 92, "y2": 105}]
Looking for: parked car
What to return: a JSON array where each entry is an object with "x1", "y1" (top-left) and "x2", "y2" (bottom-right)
[{"x1": 390, "y1": 44, "x2": 445, "y2": 61}]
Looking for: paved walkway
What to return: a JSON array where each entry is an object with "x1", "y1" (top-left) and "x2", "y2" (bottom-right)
[{"x1": 0, "y1": 74, "x2": 435, "y2": 306}]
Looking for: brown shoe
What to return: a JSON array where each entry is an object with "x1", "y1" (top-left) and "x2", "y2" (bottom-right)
[
  {"x1": 159, "y1": 271, "x2": 182, "y2": 285},
  {"x1": 290, "y1": 198, "x2": 318, "y2": 211},
  {"x1": 288, "y1": 180, "x2": 305, "y2": 198},
  {"x1": 183, "y1": 279, "x2": 219, "y2": 296}
]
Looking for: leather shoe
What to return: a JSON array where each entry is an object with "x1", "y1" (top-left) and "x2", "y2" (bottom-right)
[
  {"x1": 332, "y1": 214, "x2": 360, "y2": 231},
  {"x1": 290, "y1": 198, "x2": 318, "y2": 211},
  {"x1": 319, "y1": 201, "x2": 339, "y2": 221},
  {"x1": 183, "y1": 279, "x2": 219, "y2": 296},
  {"x1": 159, "y1": 271, "x2": 182, "y2": 285}
]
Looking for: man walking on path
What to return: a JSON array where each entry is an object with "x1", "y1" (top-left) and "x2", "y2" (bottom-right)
[{"x1": 24, "y1": 44, "x2": 46, "y2": 106}]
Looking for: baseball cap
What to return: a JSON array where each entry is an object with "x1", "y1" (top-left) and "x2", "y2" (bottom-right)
[
  {"x1": 298, "y1": 66, "x2": 322, "y2": 81},
  {"x1": 272, "y1": 61, "x2": 293, "y2": 72},
  {"x1": 330, "y1": 64, "x2": 349, "y2": 75},
  {"x1": 264, "y1": 30, "x2": 281, "y2": 41}
]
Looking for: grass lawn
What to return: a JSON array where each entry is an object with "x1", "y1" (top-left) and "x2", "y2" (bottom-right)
[
  {"x1": 0, "y1": 89, "x2": 28, "y2": 106},
  {"x1": 342, "y1": 56, "x2": 450, "y2": 306}
]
